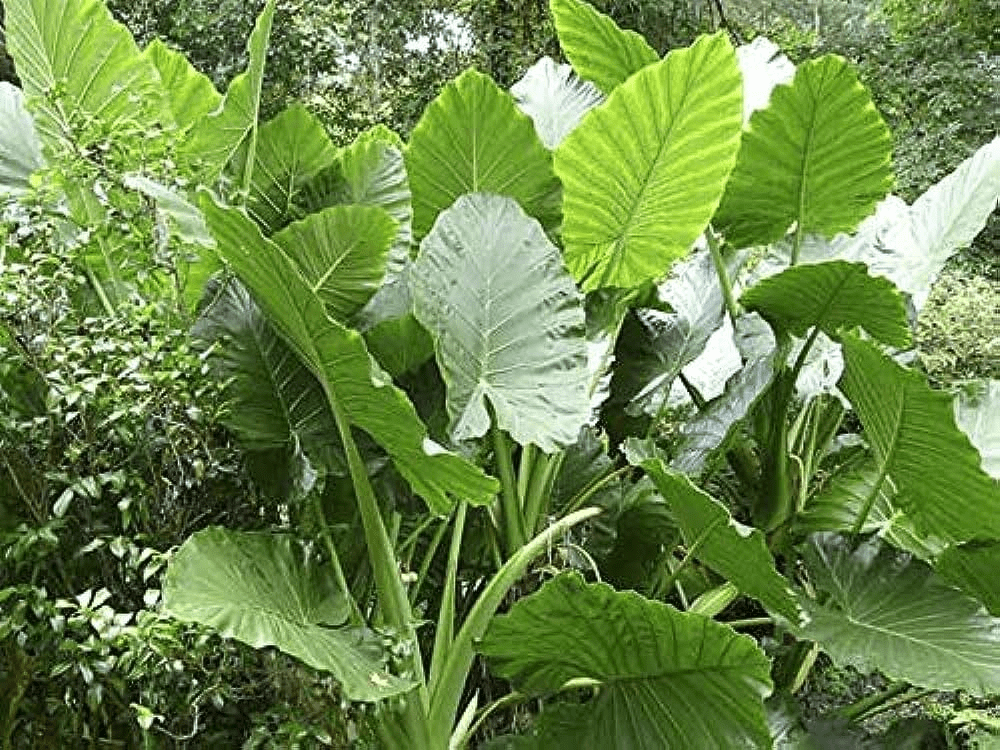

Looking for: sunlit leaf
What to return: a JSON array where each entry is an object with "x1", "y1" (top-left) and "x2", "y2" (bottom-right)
[
  {"x1": 406, "y1": 69, "x2": 560, "y2": 240},
  {"x1": 550, "y1": 0, "x2": 659, "y2": 93},
  {"x1": 715, "y1": 55, "x2": 893, "y2": 248}
]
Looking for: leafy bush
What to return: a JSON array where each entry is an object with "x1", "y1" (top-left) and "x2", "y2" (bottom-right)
[{"x1": 2, "y1": 0, "x2": 1000, "y2": 747}]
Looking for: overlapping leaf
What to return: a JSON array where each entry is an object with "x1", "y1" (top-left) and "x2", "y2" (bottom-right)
[
  {"x1": 715, "y1": 55, "x2": 893, "y2": 248},
  {"x1": 4, "y1": 0, "x2": 167, "y2": 146},
  {"x1": 671, "y1": 314, "x2": 779, "y2": 475},
  {"x1": 550, "y1": 0, "x2": 659, "y2": 93},
  {"x1": 735, "y1": 37, "x2": 795, "y2": 124},
  {"x1": 793, "y1": 533, "x2": 1000, "y2": 696},
  {"x1": 406, "y1": 69, "x2": 560, "y2": 240},
  {"x1": 199, "y1": 195, "x2": 497, "y2": 514},
  {"x1": 638, "y1": 458, "x2": 801, "y2": 621},
  {"x1": 839, "y1": 335, "x2": 1000, "y2": 541},
  {"x1": 511, "y1": 56, "x2": 604, "y2": 149},
  {"x1": 740, "y1": 260, "x2": 910, "y2": 347},
  {"x1": 606, "y1": 252, "x2": 726, "y2": 416},
  {"x1": 269, "y1": 205, "x2": 396, "y2": 323},
  {"x1": 954, "y1": 380, "x2": 1000, "y2": 479},
  {"x1": 163, "y1": 527, "x2": 412, "y2": 701},
  {"x1": 143, "y1": 39, "x2": 221, "y2": 130},
  {"x1": 0, "y1": 82, "x2": 44, "y2": 195},
  {"x1": 183, "y1": 0, "x2": 276, "y2": 181},
  {"x1": 411, "y1": 194, "x2": 589, "y2": 451},
  {"x1": 479, "y1": 572, "x2": 773, "y2": 749},
  {"x1": 555, "y1": 32, "x2": 743, "y2": 291},
  {"x1": 245, "y1": 104, "x2": 339, "y2": 233}
]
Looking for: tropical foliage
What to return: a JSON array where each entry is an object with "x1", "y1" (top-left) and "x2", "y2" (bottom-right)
[{"x1": 2, "y1": 0, "x2": 999, "y2": 747}]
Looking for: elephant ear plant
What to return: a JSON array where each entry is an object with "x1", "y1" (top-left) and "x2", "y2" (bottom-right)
[{"x1": 6, "y1": 0, "x2": 999, "y2": 746}]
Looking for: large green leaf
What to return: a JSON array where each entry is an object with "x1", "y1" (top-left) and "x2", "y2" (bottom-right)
[
  {"x1": 269, "y1": 205, "x2": 396, "y2": 323},
  {"x1": 740, "y1": 260, "x2": 910, "y2": 347},
  {"x1": 411, "y1": 193, "x2": 589, "y2": 451},
  {"x1": 555, "y1": 32, "x2": 743, "y2": 292},
  {"x1": 511, "y1": 56, "x2": 604, "y2": 149},
  {"x1": 293, "y1": 129, "x2": 413, "y2": 282},
  {"x1": 183, "y1": 0, "x2": 276, "y2": 182},
  {"x1": 199, "y1": 195, "x2": 497, "y2": 514},
  {"x1": 245, "y1": 104, "x2": 339, "y2": 233},
  {"x1": 839, "y1": 335, "x2": 1000, "y2": 541},
  {"x1": 192, "y1": 278, "x2": 338, "y2": 458},
  {"x1": 793, "y1": 533, "x2": 1000, "y2": 696},
  {"x1": 0, "y1": 82, "x2": 44, "y2": 195},
  {"x1": 550, "y1": 0, "x2": 659, "y2": 94},
  {"x1": 162, "y1": 527, "x2": 412, "y2": 701},
  {"x1": 955, "y1": 380, "x2": 1000, "y2": 480},
  {"x1": 405, "y1": 69, "x2": 560, "y2": 241},
  {"x1": 715, "y1": 55, "x2": 893, "y2": 249},
  {"x1": 864, "y1": 137, "x2": 1000, "y2": 310},
  {"x1": 328, "y1": 135, "x2": 413, "y2": 280},
  {"x1": 4, "y1": 0, "x2": 166, "y2": 147},
  {"x1": 637, "y1": 458, "x2": 801, "y2": 622},
  {"x1": 142, "y1": 39, "x2": 221, "y2": 130},
  {"x1": 479, "y1": 572, "x2": 773, "y2": 748},
  {"x1": 937, "y1": 541, "x2": 1000, "y2": 616}
]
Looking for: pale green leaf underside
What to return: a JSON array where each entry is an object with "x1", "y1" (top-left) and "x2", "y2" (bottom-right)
[
  {"x1": 671, "y1": 313, "x2": 777, "y2": 474},
  {"x1": 550, "y1": 0, "x2": 659, "y2": 94},
  {"x1": 199, "y1": 195, "x2": 498, "y2": 514},
  {"x1": 183, "y1": 0, "x2": 275, "y2": 181},
  {"x1": 740, "y1": 260, "x2": 910, "y2": 347},
  {"x1": 0, "y1": 82, "x2": 45, "y2": 195},
  {"x1": 954, "y1": 380, "x2": 1000, "y2": 479},
  {"x1": 608, "y1": 252, "x2": 726, "y2": 416},
  {"x1": 511, "y1": 56, "x2": 604, "y2": 149},
  {"x1": 247, "y1": 103, "x2": 338, "y2": 233},
  {"x1": 794, "y1": 533, "x2": 1000, "y2": 696},
  {"x1": 405, "y1": 69, "x2": 560, "y2": 241},
  {"x1": 412, "y1": 194, "x2": 589, "y2": 451},
  {"x1": 479, "y1": 572, "x2": 773, "y2": 749},
  {"x1": 839, "y1": 336, "x2": 1000, "y2": 541},
  {"x1": 555, "y1": 32, "x2": 743, "y2": 292},
  {"x1": 163, "y1": 527, "x2": 412, "y2": 701},
  {"x1": 639, "y1": 459, "x2": 801, "y2": 622},
  {"x1": 143, "y1": 39, "x2": 221, "y2": 130},
  {"x1": 716, "y1": 55, "x2": 893, "y2": 248},
  {"x1": 866, "y1": 137, "x2": 1000, "y2": 311},
  {"x1": 5, "y1": 0, "x2": 167, "y2": 147},
  {"x1": 735, "y1": 36, "x2": 795, "y2": 124},
  {"x1": 270, "y1": 204, "x2": 396, "y2": 324}
]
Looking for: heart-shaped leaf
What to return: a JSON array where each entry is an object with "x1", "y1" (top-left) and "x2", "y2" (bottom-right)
[{"x1": 555, "y1": 32, "x2": 743, "y2": 291}]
